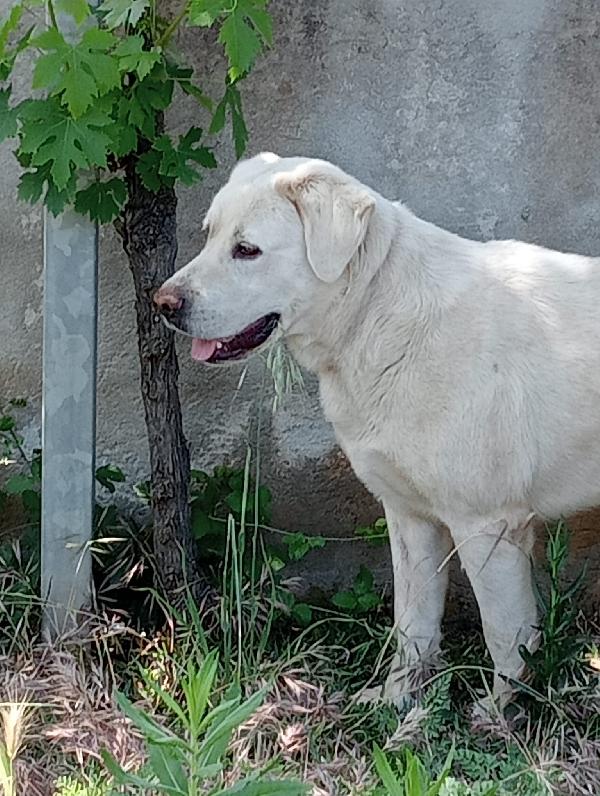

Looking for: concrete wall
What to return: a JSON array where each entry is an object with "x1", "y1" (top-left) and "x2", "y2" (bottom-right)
[{"x1": 2, "y1": 0, "x2": 600, "y2": 600}]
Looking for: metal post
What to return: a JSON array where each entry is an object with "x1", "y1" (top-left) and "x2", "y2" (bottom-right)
[
  {"x1": 41, "y1": 210, "x2": 98, "y2": 638},
  {"x1": 40, "y1": 1, "x2": 100, "y2": 639}
]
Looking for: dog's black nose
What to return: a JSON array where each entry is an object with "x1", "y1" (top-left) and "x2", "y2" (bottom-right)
[{"x1": 153, "y1": 286, "x2": 184, "y2": 320}]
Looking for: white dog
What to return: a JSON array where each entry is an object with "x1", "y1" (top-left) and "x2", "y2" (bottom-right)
[{"x1": 155, "y1": 153, "x2": 600, "y2": 709}]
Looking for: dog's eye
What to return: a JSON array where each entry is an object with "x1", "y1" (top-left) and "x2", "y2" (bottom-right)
[{"x1": 232, "y1": 242, "x2": 262, "y2": 260}]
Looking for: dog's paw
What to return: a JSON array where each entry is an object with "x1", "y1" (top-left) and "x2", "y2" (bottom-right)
[
  {"x1": 382, "y1": 656, "x2": 436, "y2": 711},
  {"x1": 469, "y1": 681, "x2": 518, "y2": 724},
  {"x1": 470, "y1": 693, "x2": 502, "y2": 723}
]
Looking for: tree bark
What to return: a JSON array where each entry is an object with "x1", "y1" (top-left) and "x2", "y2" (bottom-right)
[{"x1": 116, "y1": 143, "x2": 212, "y2": 608}]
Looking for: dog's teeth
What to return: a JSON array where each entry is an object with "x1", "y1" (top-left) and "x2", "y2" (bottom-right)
[{"x1": 216, "y1": 341, "x2": 223, "y2": 349}]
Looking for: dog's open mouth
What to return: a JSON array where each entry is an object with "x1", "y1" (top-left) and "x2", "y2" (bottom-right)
[{"x1": 191, "y1": 313, "x2": 280, "y2": 363}]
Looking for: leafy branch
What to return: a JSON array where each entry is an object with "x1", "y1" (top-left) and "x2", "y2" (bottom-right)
[{"x1": 0, "y1": 0, "x2": 273, "y2": 222}]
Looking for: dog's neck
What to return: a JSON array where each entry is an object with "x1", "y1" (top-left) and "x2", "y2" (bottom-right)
[{"x1": 284, "y1": 195, "x2": 471, "y2": 376}]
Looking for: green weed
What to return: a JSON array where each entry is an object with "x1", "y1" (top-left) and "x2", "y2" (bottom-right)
[{"x1": 102, "y1": 649, "x2": 307, "y2": 795}]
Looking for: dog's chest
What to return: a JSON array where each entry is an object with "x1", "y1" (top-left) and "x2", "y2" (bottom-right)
[{"x1": 318, "y1": 367, "x2": 437, "y2": 500}]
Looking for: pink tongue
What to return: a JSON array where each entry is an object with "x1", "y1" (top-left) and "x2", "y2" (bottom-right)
[{"x1": 191, "y1": 338, "x2": 218, "y2": 361}]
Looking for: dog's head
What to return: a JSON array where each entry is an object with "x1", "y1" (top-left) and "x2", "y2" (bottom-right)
[{"x1": 153, "y1": 153, "x2": 375, "y2": 364}]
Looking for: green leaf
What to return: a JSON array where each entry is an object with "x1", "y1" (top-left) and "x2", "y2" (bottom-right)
[
  {"x1": 372, "y1": 744, "x2": 402, "y2": 795},
  {"x1": 241, "y1": 0, "x2": 272, "y2": 44},
  {"x1": 45, "y1": 177, "x2": 77, "y2": 215},
  {"x1": 228, "y1": 85, "x2": 248, "y2": 157},
  {"x1": 20, "y1": 98, "x2": 113, "y2": 190},
  {"x1": 167, "y1": 61, "x2": 213, "y2": 110},
  {"x1": 99, "y1": 0, "x2": 150, "y2": 29},
  {"x1": 114, "y1": 690, "x2": 185, "y2": 747},
  {"x1": 140, "y1": 78, "x2": 174, "y2": 111},
  {"x1": 209, "y1": 95, "x2": 227, "y2": 134},
  {"x1": 17, "y1": 165, "x2": 50, "y2": 204},
  {"x1": 179, "y1": 126, "x2": 218, "y2": 169},
  {"x1": 114, "y1": 35, "x2": 161, "y2": 80},
  {"x1": 201, "y1": 689, "x2": 265, "y2": 767},
  {"x1": 217, "y1": 780, "x2": 308, "y2": 796},
  {"x1": 147, "y1": 742, "x2": 187, "y2": 793},
  {"x1": 0, "y1": 4, "x2": 23, "y2": 60},
  {"x1": 0, "y1": 87, "x2": 17, "y2": 142},
  {"x1": 331, "y1": 591, "x2": 357, "y2": 611},
  {"x1": 100, "y1": 749, "x2": 185, "y2": 794},
  {"x1": 136, "y1": 147, "x2": 163, "y2": 191},
  {"x1": 32, "y1": 27, "x2": 120, "y2": 118},
  {"x1": 154, "y1": 134, "x2": 181, "y2": 177},
  {"x1": 56, "y1": 0, "x2": 91, "y2": 24},
  {"x1": 284, "y1": 533, "x2": 326, "y2": 562},
  {"x1": 183, "y1": 651, "x2": 219, "y2": 731},
  {"x1": 291, "y1": 602, "x2": 313, "y2": 626},
  {"x1": 0, "y1": 5, "x2": 31, "y2": 81},
  {"x1": 192, "y1": 506, "x2": 213, "y2": 539},
  {"x1": 136, "y1": 127, "x2": 215, "y2": 192},
  {"x1": 357, "y1": 592, "x2": 381, "y2": 612},
  {"x1": 62, "y1": 66, "x2": 97, "y2": 118},
  {"x1": 74, "y1": 178, "x2": 127, "y2": 223},
  {"x1": 109, "y1": 100, "x2": 138, "y2": 156},
  {"x1": 188, "y1": 0, "x2": 229, "y2": 27},
  {"x1": 219, "y1": 10, "x2": 261, "y2": 80},
  {"x1": 0, "y1": 415, "x2": 15, "y2": 432},
  {"x1": 208, "y1": 83, "x2": 248, "y2": 158},
  {"x1": 95, "y1": 463, "x2": 126, "y2": 491},
  {"x1": 354, "y1": 565, "x2": 374, "y2": 595},
  {"x1": 5, "y1": 474, "x2": 36, "y2": 495}
]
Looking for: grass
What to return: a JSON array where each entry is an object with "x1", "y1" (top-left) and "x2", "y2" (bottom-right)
[
  {"x1": 0, "y1": 578, "x2": 598, "y2": 794},
  {"x1": 1, "y1": 397, "x2": 600, "y2": 794}
]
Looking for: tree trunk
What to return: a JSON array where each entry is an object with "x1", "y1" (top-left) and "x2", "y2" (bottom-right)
[{"x1": 116, "y1": 143, "x2": 212, "y2": 608}]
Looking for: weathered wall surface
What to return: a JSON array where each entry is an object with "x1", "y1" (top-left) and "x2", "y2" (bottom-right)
[{"x1": 2, "y1": 0, "x2": 600, "y2": 602}]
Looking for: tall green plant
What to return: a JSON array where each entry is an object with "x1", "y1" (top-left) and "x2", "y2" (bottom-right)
[
  {"x1": 0, "y1": 0, "x2": 273, "y2": 601},
  {"x1": 102, "y1": 649, "x2": 307, "y2": 795}
]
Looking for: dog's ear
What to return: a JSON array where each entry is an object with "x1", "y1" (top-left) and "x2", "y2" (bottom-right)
[{"x1": 275, "y1": 163, "x2": 375, "y2": 283}]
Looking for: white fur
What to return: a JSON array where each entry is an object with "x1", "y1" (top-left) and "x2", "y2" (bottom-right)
[{"x1": 160, "y1": 154, "x2": 600, "y2": 707}]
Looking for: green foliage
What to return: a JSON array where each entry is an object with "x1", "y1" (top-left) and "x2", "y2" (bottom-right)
[
  {"x1": 218, "y1": 0, "x2": 272, "y2": 81},
  {"x1": 355, "y1": 516, "x2": 389, "y2": 545},
  {"x1": 0, "y1": 399, "x2": 41, "y2": 525},
  {"x1": 274, "y1": 586, "x2": 314, "y2": 627},
  {"x1": 283, "y1": 531, "x2": 326, "y2": 562},
  {"x1": 95, "y1": 462, "x2": 126, "y2": 492},
  {"x1": 0, "y1": 0, "x2": 272, "y2": 221},
  {"x1": 209, "y1": 82, "x2": 249, "y2": 158},
  {"x1": 99, "y1": 0, "x2": 150, "y2": 29},
  {"x1": 102, "y1": 650, "x2": 307, "y2": 794},
  {"x1": 188, "y1": 0, "x2": 273, "y2": 81},
  {"x1": 0, "y1": 87, "x2": 17, "y2": 139},
  {"x1": 136, "y1": 127, "x2": 217, "y2": 191},
  {"x1": 54, "y1": 772, "x2": 110, "y2": 796},
  {"x1": 332, "y1": 565, "x2": 382, "y2": 616},
  {"x1": 32, "y1": 27, "x2": 120, "y2": 117},
  {"x1": 74, "y1": 176, "x2": 128, "y2": 222},
  {"x1": 0, "y1": 408, "x2": 596, "y2": 794},
  {"x1": 518, "y1": 521, "x2": 588, "y2": 692},
  {"x1": 372, "y1": 745, "x2": 455, "y2": 796},
  {"x1": 187, "y1": 465, "x2": 272, "y2": 555}
]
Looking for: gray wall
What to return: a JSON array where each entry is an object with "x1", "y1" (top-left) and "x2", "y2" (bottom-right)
[{"x1": 2, "y1": 0, "x2": 600, "y2": 598}]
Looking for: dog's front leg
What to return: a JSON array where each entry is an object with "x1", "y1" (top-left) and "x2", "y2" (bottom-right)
[
  {"x1": 448, "y1": 511, "x2": 539, "y2": 713},
  {"x1": 382, "y1": 509, "x2": 453, "y2": 708}
]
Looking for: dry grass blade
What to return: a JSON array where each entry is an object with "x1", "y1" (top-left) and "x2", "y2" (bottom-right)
[
  {"x1": 229, "y1": 667, "x2": 376, "y2": 793},
  {"x1": 0, "y1": 619, "x2": 145, "y2": 794}
]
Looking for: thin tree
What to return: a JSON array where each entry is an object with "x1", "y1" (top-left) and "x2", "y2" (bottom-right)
[{"x1": 0, "y1": 0, "x2": 272, "y2": 602}]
